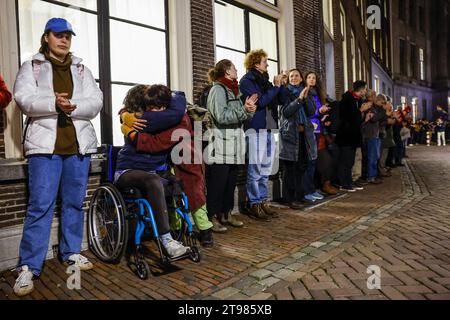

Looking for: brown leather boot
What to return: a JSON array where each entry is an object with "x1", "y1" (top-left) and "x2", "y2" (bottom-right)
[
  {"x1": 260, "y1": 202, "x2": 280, "y2": 218},
  {"x1": 322, "y1": 181, "x2": 338, "y2": 195},
  {"x1": 247, "y1": 204, "x2": 271, "y2": 222}
]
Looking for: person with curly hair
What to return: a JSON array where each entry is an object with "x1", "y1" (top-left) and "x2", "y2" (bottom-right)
[{"x1": 239, "y1": 49, "x2": 287, "y2": 221}]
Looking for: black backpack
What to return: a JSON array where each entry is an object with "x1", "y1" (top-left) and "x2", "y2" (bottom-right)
[{"x1": 197, "y1": 83, "x2": 231, "y2": 108}]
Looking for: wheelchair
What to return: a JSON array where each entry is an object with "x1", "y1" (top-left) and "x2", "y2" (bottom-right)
[{"x1": 87, "y1": 145, "x2": 201, "y2": 280}]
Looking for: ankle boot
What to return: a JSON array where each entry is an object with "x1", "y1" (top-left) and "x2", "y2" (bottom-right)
[
  {"x1": 260, "y1": 202, "x2": 280, "y2": 218},
  {"x1": 322, "y1": 181, "x2": 338, "y2": 195},
  {"x1": 247, "y1": 204, "x2": 271, "y2": 222}
]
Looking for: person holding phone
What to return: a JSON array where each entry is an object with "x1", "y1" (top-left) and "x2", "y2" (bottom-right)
[{"x1": 13, "y1": 18, "x2": 103, "y2": 297}]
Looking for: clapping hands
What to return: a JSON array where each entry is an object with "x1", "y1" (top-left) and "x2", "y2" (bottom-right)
[
  {"x1": 55, "y1": 92, "x2": 76, "y2": 114},
  {"x1": 245, "y1": 94, "x2": 258, "y2": 113}
]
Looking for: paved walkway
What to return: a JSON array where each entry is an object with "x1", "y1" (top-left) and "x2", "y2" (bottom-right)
[{"x1": 1, "y1": 146, "x2": 449, "y2": 300}]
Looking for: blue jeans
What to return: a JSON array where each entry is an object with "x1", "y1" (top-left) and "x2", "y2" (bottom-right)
[
  {"x1": 247, "y1": 132, "x2": 276, "y2": 206},
  {"x1": 367, "y1": 138, "x2": 381, "y2": 179},
  {"x1": 302, "y1": 160, "x2": 316, "y2": 195},
  {"x1": 18, "y1": 155, "x2": 91, "y2": 276}
]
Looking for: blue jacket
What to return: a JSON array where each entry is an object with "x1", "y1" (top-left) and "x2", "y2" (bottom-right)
[
  {"x1": 239, "y1": 70, "x2": 287, "y2": 131},
  {"x1": 309, "y1": 94, "x2": 323, "y2": 134},
  {"x1": 436, "y1": 123, "x2": 446, "y2": 132},
  {"x1": 116, "y1": 92, "x2": 187, "y2": 172}
]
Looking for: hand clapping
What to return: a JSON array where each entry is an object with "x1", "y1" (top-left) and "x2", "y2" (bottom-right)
[
  {"x1": 55, "y1": 92, "x2": 76, "y2": 114},
  {"x1": 245, "y1": 94, "x2": 258, "y2": 113}
]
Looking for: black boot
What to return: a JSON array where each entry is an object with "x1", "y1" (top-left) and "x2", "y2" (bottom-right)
[{"x1": 198, "y1": 228, "x2": 214, "y2": 248}]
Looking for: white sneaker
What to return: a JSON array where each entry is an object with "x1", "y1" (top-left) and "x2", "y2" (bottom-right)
[
  {"x1": 13, "y1": 266, "x2": 34, "y2": 297},
  {"x1": 165, "y1": 240, "x2": 189, "y2": 258},
  {"x1": 67, "y1": 254, "x2": 94, "y2": 271}
]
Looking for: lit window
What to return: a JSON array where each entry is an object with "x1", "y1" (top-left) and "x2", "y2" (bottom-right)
[
  {"x1": 340, "y1": 6, "x2": 348, "y2": 91},
  {"x1": 358, "y1": 47, "x2": 362, "y2": 80},
  {"x1": 214, "y1": 1, "x2": 279, "y2": 79},
  {"x1": 419, "y1": 48, "x2": 425, "y2": 81},
  {"x1": 18, "y1": 0, "x2": 169, "y2": 147},
  {"x1": 323, "y1": 0, "x2": 334, "y2": 37},
  {"x1": 351, "y1": 30, "x2": 356, "y2": 82}
]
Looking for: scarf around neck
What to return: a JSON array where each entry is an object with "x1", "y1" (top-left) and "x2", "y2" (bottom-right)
[
  {"x1": 217, "y1": 76, "x2": 239, "y2": 97},
  {"x1": 250, "y1": 68, "x2": 272, "y2": 94},
  {"x1": 288, "y1": 84, "x2": 303, "y2": 97}
]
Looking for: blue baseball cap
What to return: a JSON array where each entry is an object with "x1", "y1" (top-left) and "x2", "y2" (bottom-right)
[{"x1": 44, "y1": 18, "x2": 76, "y2": 36}]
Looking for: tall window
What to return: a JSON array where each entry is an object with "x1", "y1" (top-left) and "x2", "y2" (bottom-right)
[
  {"x1": 399, "y1": 39, "x2": 407, "y2": 75},
  {"x1": 380, "y1": 33, "x2": 384, "y2": 61},
  {"x1": 357, "y1": 47, "x2": 362, "y2": 80},
  {"x1": 351, "y1": 30, "x2": 356, "y2": 82},
  {"x1": 323, "y1": 0, "x2": 334, "y2": 37},
  {"x1": 340, "y1": 5, "x2": 349, "y2": 91},
  {"x1": 409, "y1": 0, "x2": 416, "y2": 28},
  {"x1": 374, "y1": 76, "x2": 380, "y2": 93},
  {"x1": 410, "y1": 44, "x2": 417, "y2": 79},
  {"x1": 356, "y1": 0, "x2": 364, "y2": 25},
  {"x1": 372, "y1": 30, "x2": 377, "y2": 54},
  {"x1": 419, "y1": 6, "x2": 425, "y2": 33},
  {"x1": 399, "y1": 0, "x2": 406, "y2": 21},
  {"x1": 17, "y1": 0, "x2": 169, "y2": 147},
  {"x1": 419, "y1": 48, "x2": 425, "y2": 80},
  {"x1": 214, "y1": 1, "x2": 279, "y2": 79}
]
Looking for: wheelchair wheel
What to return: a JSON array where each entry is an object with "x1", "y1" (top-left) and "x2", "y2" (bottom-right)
[
  {"x1": 136, "y1": 260, "x2": 150, "y2": 280},
  {"x1": 189, "y1": 246, "x2": 201, "y2": 263},
  {"x1": 88, "y1": 182, "x2": 129, "y2": 264}
]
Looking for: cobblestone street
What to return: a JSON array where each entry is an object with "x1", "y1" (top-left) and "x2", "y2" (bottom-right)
[{"x1": 1, "y1": 146, "x2": 450, "y2": 300}]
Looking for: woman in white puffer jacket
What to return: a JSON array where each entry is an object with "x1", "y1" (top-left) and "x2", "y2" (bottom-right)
[{"x1": 12, "y1": 18, "x2": 103, "y2": 297}]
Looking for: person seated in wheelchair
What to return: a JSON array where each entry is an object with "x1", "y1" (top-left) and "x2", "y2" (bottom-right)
[
  {"x1": 115, "y1": 85, "x2": 192, "y2": 258},
  {"x1": 119, "y1": 85, "x2": 215, "y2": 248}
]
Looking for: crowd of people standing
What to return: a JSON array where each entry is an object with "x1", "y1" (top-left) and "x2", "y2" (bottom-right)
[{"x1": 2, "y1": 17, "x2": 449, "y2": 297}]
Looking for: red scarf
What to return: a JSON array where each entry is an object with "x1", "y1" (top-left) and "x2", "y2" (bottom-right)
[
  {"x1": 350, "y1": 90, "x2": 361, "y2": 99},
  {"x1": 217, "y1": 76, "x2": 239, "y2": 97}
]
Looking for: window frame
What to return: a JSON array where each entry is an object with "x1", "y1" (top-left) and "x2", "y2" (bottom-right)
[
  {"x1": 214, "y1": 0, "x2": 280, "y2": 77},
  {"x1": 419, "y1": 47, "x2": 425, "y2": 81},
  {"x1": 399, "y1": 38, "x2": 407, "y2": 75},
  {"x1": 410, "y1": 43, "x2": 417, "y2": 79},
  {"x1": 399, "y1": 0, "x2": 406, "y2": 21},
  {"x1": 15, "y1": 0, "x2": 171, "y2": 145}
]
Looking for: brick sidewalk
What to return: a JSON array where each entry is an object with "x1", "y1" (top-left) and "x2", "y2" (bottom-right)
[
  {"x1": 261, "y1": 146, "x2": 450, "y2": 300},
  {"x1": 1, "y1": 146, "x2": 447, "y2": 300}
]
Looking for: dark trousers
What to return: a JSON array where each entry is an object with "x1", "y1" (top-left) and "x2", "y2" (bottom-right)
[
  {"x1": 282, "y1": 159, "x2": 303, "y2": 203},
  {"x1": 394, "y1": 139, "x2": 404, "y2": 165},
  {"x1": 299, "y1": 134, "x2": 316, "y2": 196},
  {"x1": 316, "y1": 149, "x2": 333, "y2": 184},
  {"x1": 337, "y1": 146, "x2": 357, "y2": 188},
  {"x1": 116, "y1": 170, "x2": 171, "y2": 235},
  {"x1": 328, "y1": 143, "x2": 340, "y2": 185},
  {"x1": 361, "y1": 139, "x2": 368, "y2": 180},
  {"x1": 205, "y1": 164, "x2": 238, "y2": 220},
  {"x1": 386, "y1": 147, "x2": 395, "y2": 167}
]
